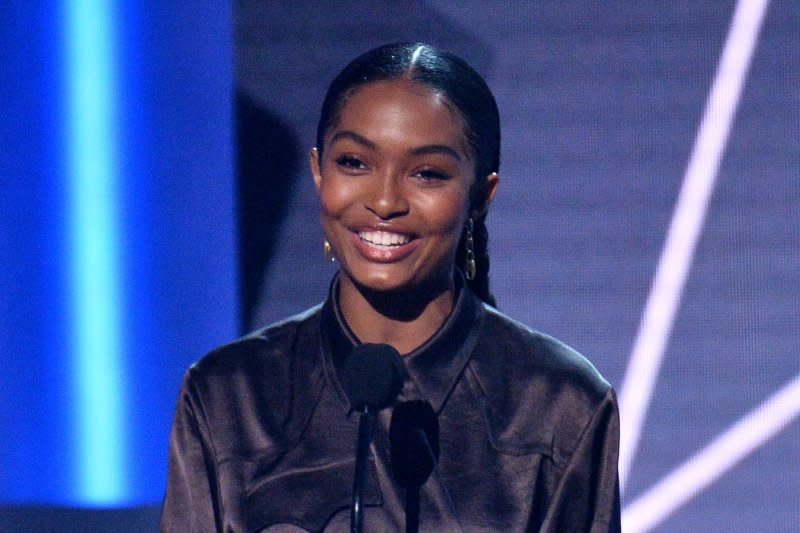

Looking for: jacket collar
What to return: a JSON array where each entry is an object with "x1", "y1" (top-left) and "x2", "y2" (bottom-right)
[{"x1": 320, "y1": 272, "x2": 484, "y2": 414}]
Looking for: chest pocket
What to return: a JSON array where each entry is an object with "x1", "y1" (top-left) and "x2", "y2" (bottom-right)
[{"x1": 244, "y1": 456, "x2": 383, "y2": 533}]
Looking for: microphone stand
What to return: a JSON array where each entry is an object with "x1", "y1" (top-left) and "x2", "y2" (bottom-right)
[
  {"x1": 405, "y1": 483, "x2": 421, "y2": 533},
  {"x1": 351, "y1": 404, "x2": 376, "y2": 533}
]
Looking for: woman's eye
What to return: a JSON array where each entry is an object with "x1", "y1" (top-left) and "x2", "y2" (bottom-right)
[
  {"x1": 414, "y1": 168, "x2": 450, "y2": 181},
  {"x1": 335, "y1": 156, "x2": 367, "y2": 171}
]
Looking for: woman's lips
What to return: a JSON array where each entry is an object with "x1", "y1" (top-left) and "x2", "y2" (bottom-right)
[{"x1": 351, "y1": 229, "x2": 419, "y2": 262}]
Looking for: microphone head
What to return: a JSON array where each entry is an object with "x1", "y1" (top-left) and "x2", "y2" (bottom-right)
[
  {"x1": 390, "y1": 400, "x2": 439, "y2": 488},
  {"x1": 342, "y1": 343, "x2": 403, "y2": 411}
]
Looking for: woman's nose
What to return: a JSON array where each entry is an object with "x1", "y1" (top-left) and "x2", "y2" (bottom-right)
[{"x1": 365, "y1": 172, "x2": 409, "y2": 220}]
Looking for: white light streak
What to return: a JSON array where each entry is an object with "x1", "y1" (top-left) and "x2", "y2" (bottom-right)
[
  {"x1": 618, "y1": 0, "x2": 771, "y2": 490},
  {"x1": 622, "y1": 373, "x2": 800, "y2": 533}
]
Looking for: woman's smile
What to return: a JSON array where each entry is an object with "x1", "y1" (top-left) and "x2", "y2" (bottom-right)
[
  {"x1": 351, "y1": 228, "x2": 420, "y2": 263},
  {"x1": 358, "y1": 230, "x2": 412, "y2": 247}
]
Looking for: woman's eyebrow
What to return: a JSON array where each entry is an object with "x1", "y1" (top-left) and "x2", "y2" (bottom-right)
[
  {"x1": 329, "y1": 130, "x2": 462, "y2": 162},
  {"x1": 329, "y1": 130, "x2": 376, "y2": 150},
  {"x1": 410, "y1": 144, "x2": 461, "y2": 162}
]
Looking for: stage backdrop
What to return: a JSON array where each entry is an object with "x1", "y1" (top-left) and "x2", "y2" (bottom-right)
[{"x1": 1, "y1": 1, "x2": 797, "y2": 532}]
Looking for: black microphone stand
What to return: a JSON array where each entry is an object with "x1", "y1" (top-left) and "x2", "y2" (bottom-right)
[
  {"x1": 404, "y1": 481, "x2": 422, "y2": 533},
  {"x1": 351, "y1": 404, "x2": 376, "y2": 533}
]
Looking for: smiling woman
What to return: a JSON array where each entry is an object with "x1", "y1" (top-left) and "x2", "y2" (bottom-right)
[
  {"x1": 311, "y1": 78, "x2": 495, "y2": 353},
  {"x1": 161, "y1": 43, "x2": 621, "y2": 532}
]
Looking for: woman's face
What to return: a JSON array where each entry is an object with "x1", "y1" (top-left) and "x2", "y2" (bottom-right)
[{"x1": 312, "y1": 79, "x2": 491, "y2": 295}]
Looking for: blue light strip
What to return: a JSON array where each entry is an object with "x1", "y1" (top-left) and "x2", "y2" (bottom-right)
[{"x1": 66, "y1": 0, "x2": 128, "y2": 503}]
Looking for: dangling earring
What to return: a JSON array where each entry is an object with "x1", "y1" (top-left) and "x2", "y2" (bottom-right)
[
  {"x1": 323, "y1": 240, "x2": 336, "y2": 262},
  {"x1": 464, "y1": 218, "x2": 476, "y2": 281}
]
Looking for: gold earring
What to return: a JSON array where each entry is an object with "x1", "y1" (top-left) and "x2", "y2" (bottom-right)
[
  {"x1": 323, "y1": 240, "x2": 335, "y2": 262},
  {"x1": 464, "y1": 218, "x2": 476, "y2": 281}
]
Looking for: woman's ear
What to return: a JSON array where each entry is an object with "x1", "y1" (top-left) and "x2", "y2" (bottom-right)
[
  {"x1": 473, "y1": 172, "x2": 500, "y2": 217},
  {"x1": 310, "y1": 147, "x2": 322, "y2": 193}
]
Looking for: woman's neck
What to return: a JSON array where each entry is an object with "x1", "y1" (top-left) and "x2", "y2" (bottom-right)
[{"x1": 337, "y1": 274, "x2": 455, "y2": 355}]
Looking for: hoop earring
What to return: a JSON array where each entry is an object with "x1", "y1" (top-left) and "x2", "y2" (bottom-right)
[
  {"x1": 464, "y1": 218, "x2": 476, "y2": 281},
  {"x1": 323, "y1": 240, "x2": 336, "y2": 262}
]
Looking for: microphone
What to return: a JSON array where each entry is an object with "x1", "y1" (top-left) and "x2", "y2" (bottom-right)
[
  {"x1": 342, "y1": 343, "x2": 403, "y2": 533},
  {"x1": 390, "y1": 400, "x2": 439, "y2": 533}
]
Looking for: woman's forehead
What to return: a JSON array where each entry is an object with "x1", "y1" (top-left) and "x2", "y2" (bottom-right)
[{"x1": 328, "y1": 79, "x2": 472, "y2": 156}]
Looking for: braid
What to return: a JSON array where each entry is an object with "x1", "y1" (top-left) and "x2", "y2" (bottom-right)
[{"x1": 457, "y1": 213, "x2": 496, "y2": 308}]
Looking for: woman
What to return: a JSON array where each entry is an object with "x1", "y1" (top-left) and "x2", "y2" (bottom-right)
[{"x1": 162, "y1": 43, "x2": 621, "y2": 532}]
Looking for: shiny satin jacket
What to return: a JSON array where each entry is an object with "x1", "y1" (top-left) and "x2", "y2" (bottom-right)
[{"x1": 161, "y1": 281, "x2": 621, "y2": 532}]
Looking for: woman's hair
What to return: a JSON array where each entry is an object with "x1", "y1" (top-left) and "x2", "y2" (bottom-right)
[{"x1": 316, "y1": 42, "x2": 500, "y2": 307}]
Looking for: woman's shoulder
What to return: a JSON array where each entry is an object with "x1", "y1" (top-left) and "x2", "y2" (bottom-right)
[
  {"x1": 468, "y1": 304, "x2": 617, "y2": 461},
  {"x1": 476, "y1": 304, "x2": 611, "y2": 398},
  {"x1": 172, "y1": 304, "x2": 328, "y2": 460},
  {"x1": 186, "y1": 303, "x2": 324, "y2": 388}
]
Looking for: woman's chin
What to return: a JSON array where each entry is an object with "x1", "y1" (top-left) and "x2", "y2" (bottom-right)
[
  {"x1": 341, "y1": 265, "x2": 451, "y2": 299},
  {"x1": 337, "y1": 264, "x2": 409, "y2": 293},
  {"x1": 350, "y1": 272, "x2": 411, "y2": 294}
]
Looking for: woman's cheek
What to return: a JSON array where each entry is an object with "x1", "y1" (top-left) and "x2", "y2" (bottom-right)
[
  {"x1": 417, "y1": 191, "x2": 470, "y2": 233},
  {"x1": 322, "y1": 176, "x2": 363, "y2": 215}
]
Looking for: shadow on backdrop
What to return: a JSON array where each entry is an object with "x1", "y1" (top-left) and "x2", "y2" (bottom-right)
[{"x1": 236, "y1": 89, "x2": 300, "y2": 331}]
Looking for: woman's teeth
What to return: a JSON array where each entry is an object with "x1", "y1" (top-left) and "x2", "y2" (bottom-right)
[{"x1": 358, "y1": 230, "x2": 410, "y2": 247}]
